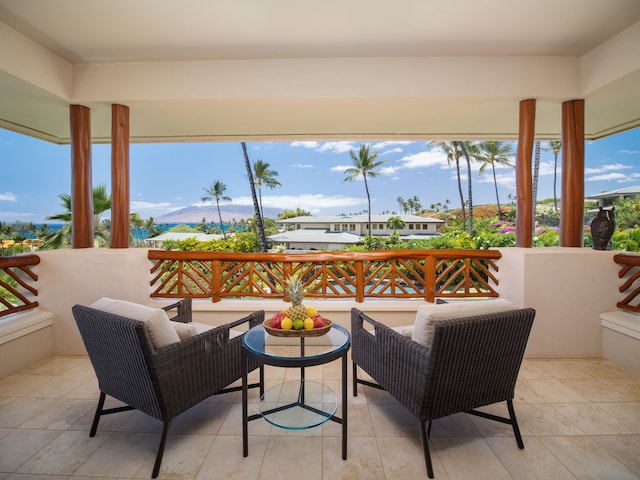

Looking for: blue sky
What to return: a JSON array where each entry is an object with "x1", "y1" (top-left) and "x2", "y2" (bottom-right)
[{"x1": 1, "y1": 127, "x2": 639, "y2": 223}]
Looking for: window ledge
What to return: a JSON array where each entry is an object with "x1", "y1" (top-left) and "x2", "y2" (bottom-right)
[
  {"x1": 0, "y1": 309, "x2": 54, "y2": 345},
  {"x1": 601, "y1": 310, "x2": 640, "y2": 340}
]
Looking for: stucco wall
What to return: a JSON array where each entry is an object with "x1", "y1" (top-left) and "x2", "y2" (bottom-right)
[
  {"x1": 497, "y1": 247, "x2": 620, "y2": 358},
  {"x1": 14, "y1": 247, "x2": 624, "y2": 359},
  {"x1": 36, "y1": 248, "x2": 152, "y2": 355}
]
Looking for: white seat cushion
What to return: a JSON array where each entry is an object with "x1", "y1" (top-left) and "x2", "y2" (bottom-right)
[
  {"x1": 173, "y1": 321, "x2": 243, "y2": 340},
  {"x1": 411, "y1": 299, "x2": 517, "y2": 347},
  {"x1": 90, "y1": 297, "x2": 181, "y2": 348},
  {"x1": 392, "y1": 325, "x2": 414, "y2": 338},
  {"x1": 172, "y1": 321, "x2": 198, "y2": 340}
]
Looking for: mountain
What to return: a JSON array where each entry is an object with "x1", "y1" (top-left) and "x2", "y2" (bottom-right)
[{"x1": 156, "y1": 205, "x2": 279, "y2": 223}]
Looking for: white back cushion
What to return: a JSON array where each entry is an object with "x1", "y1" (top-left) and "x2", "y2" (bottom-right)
[
  {"x1": 411, "y1": 299, "x2": 517, "y2": 347},
  {"x1": 90, "y1": 297, "x2": 181, "y2": 348},
  {"x1": 173, "y1": 321, "x2": 241, "y2": 340},
  {"x1": 173, "y1": 321, "x2": 198, "y2": 341}
]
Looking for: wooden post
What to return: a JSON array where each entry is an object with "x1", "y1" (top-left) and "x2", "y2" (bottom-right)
[
  {"x1": 515, "y1": 99, "x2": 536, "y2": 248},
  {"x1": 70, "y1": 105, "x2": 94, "y2": 249},
  {"x1": 560, "y1": 99, "x2": 585, "y2": 247},
  {"x1": 111, "y1": 104, "x2": 130, "y2": 248}
]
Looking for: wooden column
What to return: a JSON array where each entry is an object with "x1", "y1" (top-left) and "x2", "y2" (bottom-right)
[
  {"x1": 515, "y1": 99, "x2": 536, "y2": 248},
  {"x1": 70, "y1": 105, "x2": 94, "y2": 248},
  {"x1": 110, "y1": 104, "x2": 130, "y2": 248},
  {"x1": 560, "y1": 99, "x2": 585, "y2": 247}
]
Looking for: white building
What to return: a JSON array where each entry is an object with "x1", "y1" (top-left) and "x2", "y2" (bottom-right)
[
  {"x1": 586, "y1": 186, "x2": 640, "y2": 208},
  {"x1": 271, "y1": 214, "x2": 443, "y2": 250}
]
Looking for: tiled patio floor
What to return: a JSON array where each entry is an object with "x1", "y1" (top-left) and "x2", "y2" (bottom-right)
[{"x1": 1, "y1": 356, "x2": 639, "y2": 479}]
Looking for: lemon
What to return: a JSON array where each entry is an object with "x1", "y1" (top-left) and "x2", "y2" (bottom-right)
[
  {"x1": 293, "y1": 319, "x2": 305, "y2": 330},
  {"x1": 281, "y1": 317, "x2": 293, "y2": 330},
  {"x1": 303, "y1": 318, "x2": 314, "y2": 330},
  {"x1": 306, "y1": 306, "x2": 318, "y2": 317}
]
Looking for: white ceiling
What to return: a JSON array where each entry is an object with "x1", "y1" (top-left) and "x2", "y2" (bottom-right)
[{"x1": 1, "y1": 0, "x2": 640, "y2": 143}]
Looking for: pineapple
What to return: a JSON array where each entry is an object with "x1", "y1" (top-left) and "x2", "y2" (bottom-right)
[{"x1": 286, "y1": 273, "x2": 308, "y2": 322}]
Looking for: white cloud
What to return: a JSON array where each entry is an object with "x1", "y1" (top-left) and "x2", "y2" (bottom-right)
[
  {"x1": 292, "y1": 140, "x2": 415, "y2": 157},
  {"x1": 585, "y1": 163, "x2": 631, "y2": 174},
  {"x1": 536, "y1": 161, "x2": 556, "y2": 176},
  {"x1": 194, "y1": 200, "x2": 231, "y2": 208},
  {"x1": 398, "y1": 150, "x2": 448, "y2": 169},
  {"x1": 372, "y1": 141, "x2": 415, "y2": 150},
  {"x1": 290, "y1": 141, "x2": 319, "y2": 149},
  {"x1": 130, "y1": 201, "x2": 184, "y2": 217},
  {"x1": 0, "y1": 211, "x2": 34, "y2": 219},
  {"x1": 291, "y1": 163, "x2": 314, "y2": 169},
  {"x1": 232, "y1": 194, "x2": 366, "y2": 212},
  {"x1": 380, "y1": 147, "x2": 404, "y2": 155},
  {"x1": 586, "y1": 173, "x2": 628, "y2": 182},
  {"x1": 0, "y1": 192, "x2": 17, "y2": 202},
  {"x1": 379, "y1": 166, "x2": 399, "y2": 176},
  {"x1": 330, "y1": 164, "x2": 353, "y2": 173},
  {"x1": 619, "y1": 149, "x2": 640, "y2": 155},
  {"x1": 291, "y1": 141, "x2": 356, "y2": 154}
]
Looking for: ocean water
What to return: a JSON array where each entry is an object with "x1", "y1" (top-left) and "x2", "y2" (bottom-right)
[{"x1": 21, "y1": 222, "x2": 232, "y2": 240}]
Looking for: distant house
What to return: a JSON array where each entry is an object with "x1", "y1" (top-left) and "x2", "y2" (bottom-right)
[
  {"x1": 586, "y1": 186, "x2": 640, "y2": 208},
  {"x1": 268, "y1": 229, "x2": 362, "y2": 251},
  {"x1": 270, "y1": 214, "x2": 443, "y2": 250}
]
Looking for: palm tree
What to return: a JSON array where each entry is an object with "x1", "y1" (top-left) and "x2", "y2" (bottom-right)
[
  {"x1": 201, "y1": 180, "x2": 232, "y2": 239},
  {"x1": 42, "y1": 184, "x2": 112, "y2": 249},
  {"x1": 129, "y1": 212, "x2": 145, "y2": 247},
  {"x1": 477, "y1": 141, "x2": 514, "y2": 220},
  {"x1": 387, "y1": 215, "x2": 405, "y2": 233},
  {"x1": 429, "y1": 141, "x2": 467, "y2": 231},
  {"x1": 144, "y1": 217, "x2": 163, "y2": 239},
  {"x1": 454, "y1": 141, "x2": 480, "y2": 235},
  {"x1": 412, "y1": 195, "x2": 422, "y2": 214},
  {"x1": 343, "y1": 144, "x2": 387, "y2": 236},
  {"x1": 549, "y1": 140, "x2": 562, "y2": 211},
  {"x1": 253, "y1": 159, "x2": 281, "y2": 220},
  {"x1": 241, "y1": 142, "x2": 268, "y2": 252},
  {"x1": 532, "y1": 140, "x2": 541, "y2": 227},
  {"x1": 278, "y1": 208, "x2": 311, "y2": 220}
]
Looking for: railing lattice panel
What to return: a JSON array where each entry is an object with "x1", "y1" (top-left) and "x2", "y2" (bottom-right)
[{"x1": 148, "y1": 249, "x2": 501, "y2": 303}]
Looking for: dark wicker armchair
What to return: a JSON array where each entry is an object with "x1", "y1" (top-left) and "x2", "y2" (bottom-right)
[
  {"x1": 72, "y1": 299, "x2": 264, "y2": 478},
  {"x1": 351, "y1": 306, "x2": 535, "y2": 478}
]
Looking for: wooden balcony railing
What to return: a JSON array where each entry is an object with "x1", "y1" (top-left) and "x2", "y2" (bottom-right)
[
  {"x1": 0, "y1": 254, "x2": 40, "y2": 317},
  {"x1": 614, "y1": 253, "x2": 640, "y2": 313},
  {"x1": 148, "y1": 249, "x2": 502, "y2": 303}
]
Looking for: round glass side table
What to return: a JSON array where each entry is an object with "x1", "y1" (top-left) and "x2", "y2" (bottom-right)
[{"x1": 241, "y1": 322, "x2": 351, "y2": 459}]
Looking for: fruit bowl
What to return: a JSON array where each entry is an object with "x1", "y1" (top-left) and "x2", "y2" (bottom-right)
[{"x1": 263, "y1": 318, "x2": 333, "y2": 337}]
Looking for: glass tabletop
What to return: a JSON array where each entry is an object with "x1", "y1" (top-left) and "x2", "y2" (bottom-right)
[{"x1": 243, "y1": 322, "x2": 350, "y2": 361}]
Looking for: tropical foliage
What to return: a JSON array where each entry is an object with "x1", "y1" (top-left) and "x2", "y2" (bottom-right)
[{"x1": 41, "y1": 184, "x2": 112, "y2": 249}]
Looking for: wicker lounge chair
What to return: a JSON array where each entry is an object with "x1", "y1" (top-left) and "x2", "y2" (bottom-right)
[
  {"x1": 351, "y1": 306, "x2": 535, "y2": 478},
  {"x1": 72, "y1": 298, "x2": 264, "y2": 478}
]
